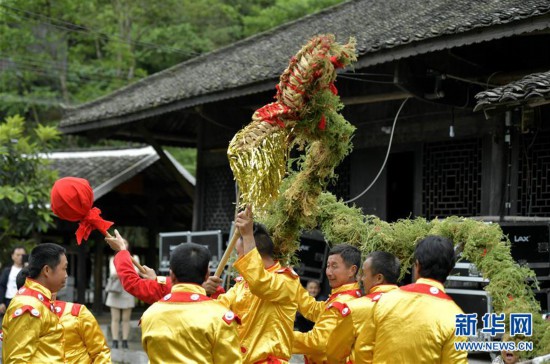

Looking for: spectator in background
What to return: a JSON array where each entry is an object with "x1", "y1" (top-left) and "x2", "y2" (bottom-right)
[
  {"x1": 0, "y1": 246, "x2": 27, "y2": 316},
  {"x1": 106, "y1": 239, "x2": 139, "y2": 349}
]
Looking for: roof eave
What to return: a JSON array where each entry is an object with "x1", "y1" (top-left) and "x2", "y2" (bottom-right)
[{"x1": 59, "y1": 79, "x2": 278, "y2": 135}]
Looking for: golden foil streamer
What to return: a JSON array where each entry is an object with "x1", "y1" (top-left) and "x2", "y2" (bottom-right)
[{"x1": 227, "y1": 120, "x2": 288, "y2": 216}]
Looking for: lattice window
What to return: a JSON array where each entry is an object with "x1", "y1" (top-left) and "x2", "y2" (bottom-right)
[
  {"x1": 517, "y1": 131, "x2": 550, "y2": 216},
  {"x1": 202, "y1": 165, "x2": 236, "y2": 232},
  {"x1": 327, "y1": 156, "x2": 351, "y2": 201},
  {"x1": 422, "y1": 139, "x2": 482, "y2": 219}
]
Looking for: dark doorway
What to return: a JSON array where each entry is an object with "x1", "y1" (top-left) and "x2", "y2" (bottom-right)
[{"x1": 386, "y1": 152, "x2": 415, "y2": 222}]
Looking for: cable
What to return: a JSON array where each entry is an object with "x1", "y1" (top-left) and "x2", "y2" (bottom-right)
[
  {"x1": 344, "y1": 97, "x2": 409, "y2": 204},
  {"x1": 338, "y1": 74, "x2": 396, "y2": 85}
]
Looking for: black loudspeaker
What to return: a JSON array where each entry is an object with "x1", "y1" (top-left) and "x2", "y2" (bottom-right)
[
  {"x1": 500, "y1": 223, "x2": 550, "y2": 279},
  {"x1": 294, "y1": 230, "x2": 329, "y2": 282}
]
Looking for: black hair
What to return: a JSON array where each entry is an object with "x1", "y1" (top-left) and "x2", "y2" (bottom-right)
[
  {"x1": 11, "y1": 245, "x2": 26, "y2": 255},
  {"x1": 306, "y1": 279, "x2": 320, "y2": 287},
  {"x1": 365, "y1": 251, "x2": 401, "y2": 285},
  {"x1": 253, "y1": 223, "x2": 275, "y2": 258},
  {"x1": 170, "y1": 242, "x2": 211, "y2": 285},
  {"x1": 27, "y1": 243, "x2": 66, "y2": 279},
  {"x1": 16, "y1": 268, "x2": 30, "y2": 289},
  {"x1": 328, "y1": 244, "x2": 361, "y2": 271},
  {"x1": 414, "y1": 235, "x2": 455, "y2": 283}
]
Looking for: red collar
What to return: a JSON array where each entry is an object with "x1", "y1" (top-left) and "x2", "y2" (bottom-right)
[
  {"x1": 160, "y1": 291, "x2": 211, "y2": 303},
  {"x1": 16, "y1": 286, "x2": 55, "y2": 312},
  {"x1": 53, "y1": 301, "x2": 67, "y2": 317},
  {"x1": 327, "y1": 289, "x2": 363, "y2": 303},
  {"x1": 400, "y1": 283, "x2": 452, "y2": 300}
]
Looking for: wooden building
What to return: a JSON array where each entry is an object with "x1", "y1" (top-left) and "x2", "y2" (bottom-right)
[
  {"x1": 58, "y1": 0, "x2": 550, "y2": 307},
  {"x1": 46, "y1": 146, "x2": 194, "y2": 311}
]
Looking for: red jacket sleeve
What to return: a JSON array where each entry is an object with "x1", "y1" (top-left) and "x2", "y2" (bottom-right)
[{"x1": 113, "y1": 250, "x2": 171, "y2": 304}]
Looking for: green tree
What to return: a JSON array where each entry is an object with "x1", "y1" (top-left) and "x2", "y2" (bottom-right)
[{"x1": 0, "y1": 114, "x2": 60, "y2": 265}]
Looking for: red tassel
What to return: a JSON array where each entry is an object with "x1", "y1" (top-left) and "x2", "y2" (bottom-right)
[
  {"x1": 329, "y1": 83, "x2": 338, "y2": 95},
  {"x1": 75, "y1": 207, "x2": 113, "y2": 245},
  {"x1": 330, "y1": 56, "x2": 344, "y2": 68},
  {"x1": 318, "y1": 115, "x2": 326, "y2": 130}
]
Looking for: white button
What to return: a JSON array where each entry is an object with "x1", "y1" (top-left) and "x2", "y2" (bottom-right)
[
  {"x1": 163, "y1": 293, "x2": 172, "y2": 301},
  {"x1": 190, "y1": 294, "x2": 200, "y2": 301},
  {"x1": 429, "y1": 287, "x2": 439, "y2": 295},
  {"x1": 37, "y1": 294, "x2": 44, "y2": 301},
  {"x1": 225, "y1": 311, "x2": 235, "y2": 320},
  {"x1": 342, "y1": 307, "x2": 349, "y2": 315},
  {"x1": 18, "y1": 288, "x2": 26, "y2": 294},
  {"x1": 14, "y1": 309, "x2": 22, "y2": 316},
  {"x1": 55, "y1": 307, "x2": 61, "y2": 313},
  {"x1": 373, "y1": 294, "x2": 381, "y2": 301},
  {"x1": 31, "y1": 309, "x2": 40, "y2": 317}
]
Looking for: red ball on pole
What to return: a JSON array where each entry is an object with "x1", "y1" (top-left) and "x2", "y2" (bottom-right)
[{"x1": 50, "y1": 177, "x2": 113, "y2": 245}]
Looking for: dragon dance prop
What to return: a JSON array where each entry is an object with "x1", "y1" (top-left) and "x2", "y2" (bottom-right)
[
  {"x1": 222, "y1": 33, "x2": 550, "y2": 356},
  {"x1": 50, "y1": 176, "x2": 146, "y2": 273},
  {"x1": 214, "y1": 34, "x2": 357, "y2": 276}
]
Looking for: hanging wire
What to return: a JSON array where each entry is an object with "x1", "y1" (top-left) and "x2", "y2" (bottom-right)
[{"x1": 344, "y1": 97, "x2": 410, "y2": 204}]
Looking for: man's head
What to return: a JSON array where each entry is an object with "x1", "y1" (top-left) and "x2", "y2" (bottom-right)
[
  {"x1": 170, "y1": 242, "x2": 211, "y2": 285},
  {"x1": 306, "y1": 279, "x2": 321, "y2": 297},
  {"x1": 326, "y1": 244, "x2": 361, "y2": 289},
  {"x1": 28, "y1": 243, "x2": 67, "y2": 293},
  {"x1": 361, "y1": 251, "x2": 401, "y2": 292},
  {"x1": 413, "y1": 235, "x2": 455, "y2": 283},
  {"x1": 16, "y1": 268, "x2": 30, "y2": 290},
  {"x1": 236, "y1": 222, "x2": 274, "y2": 258},
  {"x1": 11, "y1": 246, "x2": 26, "y2": 267}
]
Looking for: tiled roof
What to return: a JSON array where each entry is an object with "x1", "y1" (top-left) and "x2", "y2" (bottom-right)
[
  {"x1": 47, "y1": 146, "x2": 195, "y2": 200},
  {"x1": 59, "y1": 0, "x2": 550, "y2": 131},
  {"x1": 474, "y1": 70, "x2": 550, "y2": 111}
]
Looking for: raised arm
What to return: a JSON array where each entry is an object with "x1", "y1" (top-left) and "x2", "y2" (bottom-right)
[
  {"x1": 296, "y1": 283, "x2": 325, "y2": 322},
  {"x1": 106, "y1": 231, "x2": 170, "y2": 304},
  {"x1": 234, "y1": 248, "x2": 299, "y2": 303}
]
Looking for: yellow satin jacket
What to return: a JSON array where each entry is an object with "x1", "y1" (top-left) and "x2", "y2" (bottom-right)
[
  {"x1": 293, "y1": 282, "x2": 362, "y2": 364},
  {"x1": 1, "y1": 278, "x2": 65, "y2": 362},
  {"x1": 326, "y1": 284, "x2": 398, "y2": 364},
  {"x1": 141, "y1": 283, "x2": 242, "y2": 364},
  {"x1": 54, "y1": 301, "x2": 111, "y2": 364},
  {"x1": 373, "y1": 278, "x2": 468, "y2": 364},
  {"x1": 218, "y1": 248, "x2": 301, "y2": 364}
]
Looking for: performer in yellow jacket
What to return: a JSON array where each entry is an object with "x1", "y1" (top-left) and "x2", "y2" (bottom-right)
[
  {"x1": 372, "y1": 235, "x2": 468, "y2": 363},
  {"x1": 140, "y1": 242, "x2": 242, "y2": 364},
  {"x1": 293, "y1": 244, "x2": 363, "y2": 364},
  {"x1": 214, "y1": 206, "x2": 302, "y2": 363},
  {"x1": 1, "y1": 243, "x2": 67, "y2": 362},
  {"x1": 326, "y1": 251, "x2": 401, "y2": 364},
  {"x1": 54, "y1": 300, "x2": 111, "y2": 363},
  {"x1": 15, "y1": 268, "x2": 111, "y2": 364}
]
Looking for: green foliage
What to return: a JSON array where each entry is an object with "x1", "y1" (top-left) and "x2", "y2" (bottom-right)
[
  {"x1": 164, "y1": 147, "x2": 197, "y2": 177},
  {"x1": 0, "y1": 0, "x2": 346, "y2": 126},
  {"x1": 0, "y1": 114, "x2": 59, "y2": 265},
  {"x1": 242, "y1": 0, "x2": 345, "y2": 37}
]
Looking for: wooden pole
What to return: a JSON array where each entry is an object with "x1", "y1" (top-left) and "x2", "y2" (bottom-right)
[
  {"x1": 214, "y1": 230, "x2": 240, "y2": 277},
  {"x1": 105, "y1": 231, "x2": 146, "y2": 274}
]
